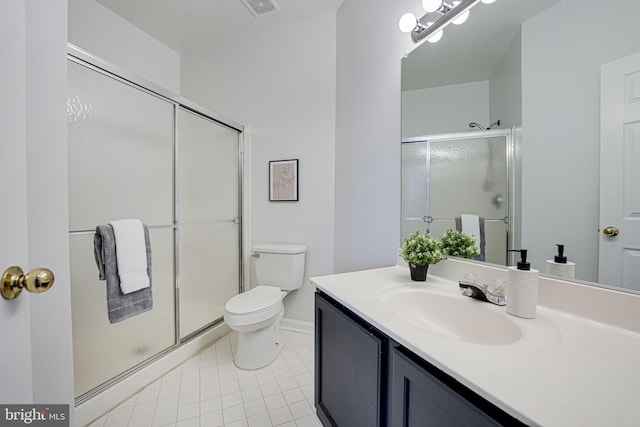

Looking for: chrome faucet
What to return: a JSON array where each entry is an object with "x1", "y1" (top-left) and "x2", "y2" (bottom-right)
[{"x1": 459, "y1": 278, "x2": 506, "y2": 306}]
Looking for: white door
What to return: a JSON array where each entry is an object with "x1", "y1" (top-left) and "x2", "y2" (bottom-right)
[
  {"x1": 0, "y1": 1, "x2": 33, "y2": 402},
  {"x1": 599, "y1": 51, "x2": 640, "y2": 289},
  {"x1": 0, "y1": 0, "x2": 75, "y2": 418}
]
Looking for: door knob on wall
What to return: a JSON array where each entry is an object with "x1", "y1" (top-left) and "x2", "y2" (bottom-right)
[
  {"x1": 1, "y1": 266, "x2": 54, "y2": 300},
  {"x1": 602, "y1": 226, "x2": 620, "y2": 237}
]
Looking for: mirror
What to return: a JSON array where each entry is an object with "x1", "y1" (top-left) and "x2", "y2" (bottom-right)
[{"x1": 401, "y1": 0, "x2": 640, "y2": 292}]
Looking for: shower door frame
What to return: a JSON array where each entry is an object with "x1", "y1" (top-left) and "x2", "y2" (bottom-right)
[
  {"x1": 67, "y1": 43, "x2": 246, "y2": 404},
  {"x1": 401, "y1": 128, "x2": 519, "y2": 266}
]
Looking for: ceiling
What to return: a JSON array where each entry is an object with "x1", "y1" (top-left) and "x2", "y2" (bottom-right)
[
  {"x1": 96, "y1": 0, "x2": 344, "y2": 53},
  {"x1": 95, "y1": 0, "x2": 563, "y2": 91}
]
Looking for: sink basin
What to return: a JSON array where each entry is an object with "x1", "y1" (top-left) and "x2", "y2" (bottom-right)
[{"x1": 379, "y1": 287, "x2": 522, "y2": 345}]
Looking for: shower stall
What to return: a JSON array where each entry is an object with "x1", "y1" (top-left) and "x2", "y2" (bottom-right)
[
  {"x1": 67, "y1": 45, "x2": 243, "y2": 403},
  {"x1": 401, "y1": 129, "x2": 519, "y2": 265}
]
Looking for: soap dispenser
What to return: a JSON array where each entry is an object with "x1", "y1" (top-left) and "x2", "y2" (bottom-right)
[
  {"x1": 545, "y1": 244, "x2": 575, "y2": 279},
  {"x1": 507, "y1": 249, "x2": 538, "y2": 319}
]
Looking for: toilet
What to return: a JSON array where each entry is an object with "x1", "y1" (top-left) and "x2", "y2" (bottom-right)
[{"x1": 224, "y1": 243, "x2": 307, "y2": 369}]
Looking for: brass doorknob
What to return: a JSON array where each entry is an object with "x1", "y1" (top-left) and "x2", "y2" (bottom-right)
[
  {"x1": 602, "y1": 226, "x2": 620, "y2": 237},
  {"x1": 1, "y1": 266, "x2": 54, "y2": 300}
]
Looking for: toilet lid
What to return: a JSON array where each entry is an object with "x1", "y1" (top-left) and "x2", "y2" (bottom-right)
[{"x1": 225, "y1": 286, "x2": 282, "y2": 315}]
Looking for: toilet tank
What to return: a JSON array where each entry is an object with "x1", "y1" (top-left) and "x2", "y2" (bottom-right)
[{"x1": 253, "y1": 243, "x2": 307, "y2": 291}]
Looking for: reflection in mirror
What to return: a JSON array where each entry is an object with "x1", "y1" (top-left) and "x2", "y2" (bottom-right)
[
  {"x1": 401, "y1": 129, "x2": 515, "y2": 266},
  {"x1": 401, "y1": 0, "x2": 640, "y2": 293}
]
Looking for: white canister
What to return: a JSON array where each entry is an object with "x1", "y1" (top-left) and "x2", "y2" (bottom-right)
[
  {"x1": 507, "y1": 266, "x2": 539, "y2": 319},
  {"x1": 545, "y1": 260, "x2": 576, "y2": 279},
  {"x1": 506, "y1": 249, "x2": 539, "y2": 319},
  {"x1": 545, "y1": 244, "x2": 575, "y2": 279}
]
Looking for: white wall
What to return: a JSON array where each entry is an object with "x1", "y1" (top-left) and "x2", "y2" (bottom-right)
[
  {"x1": 521, "y1": 0, "x2": 640, "y2": 281},
  {"x1": 181, "y1": 13, "x2": 337, "y2": 323},
  {"x1": 402, "y1": 81, "x2": 490, "y2": 138},
  {"x1": 402, "y1": 27, "x2": 520, "y2": 139},
  {"x1": 489, "y1": 29, "x2": 521, "y2": 129},
  {"x1": 334, "y1": 0, "x2": 416, "y2": 273},
  {"x1": 68, "y1": 0, "x2": 181, "y2": 93}
]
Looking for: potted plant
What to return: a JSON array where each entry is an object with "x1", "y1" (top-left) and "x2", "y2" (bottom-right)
[
  {"x1": 398, "y1": 231, "x2": 446, "y2": 281},
  {"x1": 439, "y1": 229, "x2": 480, "y2": 259}
]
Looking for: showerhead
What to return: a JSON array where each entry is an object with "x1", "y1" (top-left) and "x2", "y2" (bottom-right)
[
  {"x1": 487, "y1": 120, "x2": 501, "y2": 129},
  {"x1": 469, "y1": 120, "x2": 502, "y2": 131}
]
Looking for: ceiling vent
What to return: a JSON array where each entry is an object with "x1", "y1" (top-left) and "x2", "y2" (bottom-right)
[{"x1": 241, "y1": 0, "x2": 280, "y2": 17}]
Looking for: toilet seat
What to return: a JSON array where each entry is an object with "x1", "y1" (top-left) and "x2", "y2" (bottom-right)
[
  {"x1": 226, "y1": 286, "x2": 282, "y2": 315},
  {"x1": 224, "y1": 286, "x2": 283, "y2": 329}
]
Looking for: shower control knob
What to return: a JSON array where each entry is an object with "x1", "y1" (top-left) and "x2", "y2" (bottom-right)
[
  {"x1": 602, "y1": 226, "x2": 620, "y2": 237},
  {"x1": 1, "y1": 266, "x2": 55, "y2": 300}
]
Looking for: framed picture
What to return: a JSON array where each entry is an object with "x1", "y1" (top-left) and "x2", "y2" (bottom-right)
[{"x1": 269, "y1": 159, "x2": 299, "y2": 201}]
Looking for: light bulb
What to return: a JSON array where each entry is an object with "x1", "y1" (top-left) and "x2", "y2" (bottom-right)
[
  {"x1": 422, "y1": 0, "x2": 443, "y2": 13},
  {"x1": 451, "y1": 1, "x2": 470, "y2": 25},
  {"x1": 481, "y1": 0, "x2": 496, "y2": 3},
  {"x1": 398, "y1": 13, "x2": 418, "y2": 33},
  {"x1": 425, "y1": 22, "x2": 443, "y2": 43}
]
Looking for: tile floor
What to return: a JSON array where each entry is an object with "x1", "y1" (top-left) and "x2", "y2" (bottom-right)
[{"x1": 87, "y1": 330, "x2": 321, "y2": 427}]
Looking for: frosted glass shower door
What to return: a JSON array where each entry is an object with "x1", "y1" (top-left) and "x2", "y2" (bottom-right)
[
  {"x1": 429, "y1": 137, "x2": 509, "y2": 264},
  {"x1": 177, "y1": 108, "x2": 241, "y2": 339},
  {"x1": 67, "y1": 60, "x2": 176, "y2": 398},
  {"x1": 401, "y1": 142, "x2": 429, "y2": 238}
]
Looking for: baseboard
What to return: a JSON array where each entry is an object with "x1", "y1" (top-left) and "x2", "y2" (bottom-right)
[
  {"x1": 75, "y1": 323, "x2": 230, "y2": 426},
  {"x1": 281, "y1": 318, "x2": 314, "y2": 334}
]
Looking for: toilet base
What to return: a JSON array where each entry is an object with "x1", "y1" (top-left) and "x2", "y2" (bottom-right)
[{"x1": 233, "y1": 311, "x2": 285, "y2": 370}]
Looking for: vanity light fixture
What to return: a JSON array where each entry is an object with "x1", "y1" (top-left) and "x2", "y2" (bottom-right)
[
  {"x1": 423, "y1": 0, "x2": 444, "y2": 13},
  {"x1": 425, "y1": 22, "x2": 444, "y2": 43},
  {"x1": 399, "y1": 0, "x2": 495, "y2": 44},
  {"x1": 451, "y1": 1, "x2": 470, "y2": 25}
]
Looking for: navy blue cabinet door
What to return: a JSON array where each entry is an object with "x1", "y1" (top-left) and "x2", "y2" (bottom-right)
[
  {"x1": 315, "y1": 292, "x2": 387, "y2": 427},
  {"x1": 391, "y1": 348, "x2": 502, "y2": 427}
]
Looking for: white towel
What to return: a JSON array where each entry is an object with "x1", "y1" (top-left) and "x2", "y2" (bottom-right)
[
  {"x1": 109, "y1": 219, "x2": 150, "y2": 294},
  {"x1": 459, "y1": 214, "x2": 481, "y2": 249}
]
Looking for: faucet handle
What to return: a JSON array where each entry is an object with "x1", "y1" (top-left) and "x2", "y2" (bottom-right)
[
  {"x1": 488, "y1": 279, "x2": 506, "y2": 297},
  {"x1": 463, "y1": 272, "x2": 478, "y2": 284}
]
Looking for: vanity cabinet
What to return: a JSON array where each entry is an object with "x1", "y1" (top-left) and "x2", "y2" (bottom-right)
[{"x1": 315, "y1": 291, "x2": 527, "y2": 427}]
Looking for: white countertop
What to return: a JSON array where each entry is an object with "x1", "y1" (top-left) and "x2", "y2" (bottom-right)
[{"x1": 311, "y1": 264, "x2": 640, "y2": 427}]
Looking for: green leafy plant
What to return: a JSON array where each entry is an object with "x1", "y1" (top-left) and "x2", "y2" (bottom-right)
[
  {"x1": 439, "y1": 229, "x2": 479, "y2": 259},
  {"x1": 398, "y1": 231, "x2": 447, "y2": 267}
]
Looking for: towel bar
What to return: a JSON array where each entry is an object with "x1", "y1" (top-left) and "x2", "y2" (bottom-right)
[{"x1": 402, "y1": 217, "x2": 508, "y2": 223}]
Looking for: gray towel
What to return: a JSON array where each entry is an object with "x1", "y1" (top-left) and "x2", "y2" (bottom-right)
[
  {"x1": 455, "y1": 216, "x2": 486, "y2": 262},
  {"x1": 94, "y1": 224, "x2": 153, "y2": 323}
]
